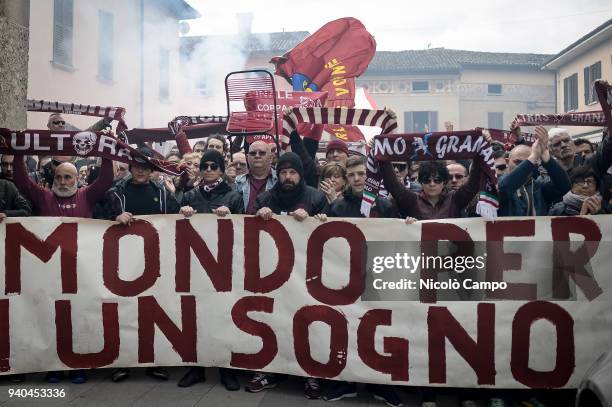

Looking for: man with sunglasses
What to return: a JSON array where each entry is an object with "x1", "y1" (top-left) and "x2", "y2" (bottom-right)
[
  {"x1": 47, "y1": 113, "x2": 67, "y2": 131},
  {"x1": 234, "y1": 140, "x2": 277, "y2": 214},
  {"x1": 446, "y1": 163, "x2": 468, "y2": 191},
  {"x1": 177, "y1": 149, "x2": 244, "y2": 391},
  {"x1": 498, "y1": 127, "x2": 571, "y2": 217}
]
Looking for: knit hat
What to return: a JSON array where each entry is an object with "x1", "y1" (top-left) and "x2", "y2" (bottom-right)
[
  {"x1": 326, "y1": 138, "x2": 349, "y2": 156},
  {"x1": 276, "y1": 152, "x2": 303, "y2": 177},
  {"x1": 200, "y1": 149, "x2": 225, "y2": 173}
]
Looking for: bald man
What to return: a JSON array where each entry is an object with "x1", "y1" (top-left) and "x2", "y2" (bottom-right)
[
  {"x1": 497, "y1": 127, "x2": 571, "y2": 217},
  {"x1": 446, "y1": 163, "x2": 467, "y2": 191},
  {"x1": 12, "y1": 155, "x2": 114, "y2": 217}
]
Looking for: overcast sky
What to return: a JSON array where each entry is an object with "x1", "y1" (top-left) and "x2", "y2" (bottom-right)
[{"x1": 184, "y1": 0, "x2": 611, "y2": 54}]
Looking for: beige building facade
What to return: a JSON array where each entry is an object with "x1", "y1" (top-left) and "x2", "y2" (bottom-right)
[
  {"x1": 543, "y1": 18, "x2": 612, "y2": 140},
  {"x1": 27, "y1": 0, "x2": 198, "y2": 131}
]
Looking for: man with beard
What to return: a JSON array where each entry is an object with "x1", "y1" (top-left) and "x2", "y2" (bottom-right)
[
  {"x1": 12, "y1": 156, "x2": 113, "y2": 217},
  {"x1": 176, "y1": 149, "x2": 244, "y2": 391},
  {"x1": 246, "y1": 152, "x2": 328, "y2": 399}
]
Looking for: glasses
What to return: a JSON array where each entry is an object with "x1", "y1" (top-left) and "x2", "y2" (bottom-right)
[
  {"x1": 450, "y1": 174, "x2": 465, "y2": 180},
  {"x1": 201, "y1": 163, "x2": 219, "y2": 171},
  {"x1": 392, "y1": 163, "x2": 407, "y2": 171},
  {"x1": 232, "y1": 162, "x2": 247, "y2": 167},
  {"x1": 421, "y1": 176, "x2": 444, "y2": 184},
  {"x1": 52, "y1": 120, "x2": 66, "y2": 125},
  {"x1": 495, "y1": 164, "x2": 507, "y2": 171},
  {"x1": 575, "y1": 178, "x2": 596, "y2": 186},
  {"x1": 551, "y1": 138, "x2": 572, "y2": 148},
  {"x1": 248, "y1": 150, "x2": 267, "y2": 157}
]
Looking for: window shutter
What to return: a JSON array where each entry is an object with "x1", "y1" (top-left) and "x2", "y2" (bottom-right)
[
  {"x1": 571, "y1": 74, "x2": 578, "y2": 110},
  {"x1": 53, "y1": 0, "x2": 73, "y2": 66},
  {"x1": 584, "y1": 66, "x2": 590, "y2": 105}
]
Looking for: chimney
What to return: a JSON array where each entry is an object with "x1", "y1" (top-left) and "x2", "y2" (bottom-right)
[{"x1": 236, "y1": 12, "x2": 253, "y2": 35}]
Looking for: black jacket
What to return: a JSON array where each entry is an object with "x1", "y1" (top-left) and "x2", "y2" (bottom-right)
[
  {"x1": 105, "y1": 176, "x2": 180, "y2": 219},
  {"x1": 330, "y1": 189, "x2": 398, "y2": 218},
  {"x1": 181, "y1": 182, "x2": 244, "y2": 215},
  {"x1": 255, "y1": 185, "x2": 329, "y2": 215},
  {"x1": 0, "y1": 179, "x2": 31, "y2": 217}
]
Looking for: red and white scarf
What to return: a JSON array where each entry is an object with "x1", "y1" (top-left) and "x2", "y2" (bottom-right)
[{"x1": 26, "y1": 99, "x2": 128, "y2": 135}]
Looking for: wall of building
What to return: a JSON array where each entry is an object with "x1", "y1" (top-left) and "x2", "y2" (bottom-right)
[
  {"x1": 554, "y1": 42, "x2": 612, "y2": 137},
  {"x1": 27, "y1": 0, "x2": 184, "y2": 131}
]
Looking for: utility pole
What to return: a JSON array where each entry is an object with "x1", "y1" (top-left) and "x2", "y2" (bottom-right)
[{"x1": 0, "y1": 0, "x2": 30, "y2": 129}]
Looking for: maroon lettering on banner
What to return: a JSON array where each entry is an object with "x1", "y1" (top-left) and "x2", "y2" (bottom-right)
[
  {"x1": 486, "y1": 220, "x2": 536, "y2": 300},
  {"x1": 138, "y1": 296, "x2": 197, "y2": 363},
  {"x1": 551, "y1": 217, "x2": 603, "y2": 300},
  {"x1": 244, "y1": 218, "x2": 294, "y2": 293},
  {"x1": 230, "y1": 296, "x2": 278, "y2": 369},
  {"x1": 55, "y1": 300, "x2": 119, "y2": 368},
  {"x1": 5, "y1": 223, "x2": 77, "y2": 295},
  {"x1": 0, "y1": 299, "x2": 9, "y2": 372},
  {"x1": 103, "y1": 221, "x2": 160, "y2": 296},
  {"x1": 428, "y1": 304, "x2": 496, "y2": 385},
  {"x1": 511, "y1": 301, "x2": 574, "y2": 388},
  {"x1": 175, "y1": 219, "x2": 234, "y2": 292},
  {"x1": 306, "y1": 221, "x2": 365, "y2": 305},
  {"x1": 420, "y1": 222, "x2": 474, "y2": 303},
  {"x1": 293, "y1": 305, "x2": 348, "y2": 378},
  {"x1": 357, "y1": 309, "x2": 409, "y2": 381}
]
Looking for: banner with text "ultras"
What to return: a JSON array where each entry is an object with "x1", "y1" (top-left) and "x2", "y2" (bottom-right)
[{"x1": 1, "y1": 215, "x2": 611, "y2": 389}]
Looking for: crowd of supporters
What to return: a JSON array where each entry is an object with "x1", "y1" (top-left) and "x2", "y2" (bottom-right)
[{"x1": 1, "y1": 113, "x2": 611, "y2": 407}]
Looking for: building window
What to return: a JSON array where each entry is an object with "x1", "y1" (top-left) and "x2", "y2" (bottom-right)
[
  {"x1": 584, "y1": 61, "x2": 601, "y2": 105},
  {"x1": 404, "y1": 111, "x2": 438, "y2": 132},
  {"x1": 488, "y1": 112, "x2": 503, "y2": 129},
  {"x1": 411, "y1": 81, "x2": 429, "y2": 92},
  {"x1": 53, "y1": 0, "x2": 74, "y2": 67},
  {"x1": 159, "y1": 48, "x2": 170, "y2": 101},
  {"x1": 97, "y1": 11, "x2": 114, "y2": 81},
  {"x1": 563, "y1": 73, "x2": 578, "y2": 112},
  {"x1": 487, "y1": 84, "x2": 502, "y2": 95}
]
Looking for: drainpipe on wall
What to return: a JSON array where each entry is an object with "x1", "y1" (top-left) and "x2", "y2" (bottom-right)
[{"x1": 139, "y1": 0, "x2": 144, "y2": 127}]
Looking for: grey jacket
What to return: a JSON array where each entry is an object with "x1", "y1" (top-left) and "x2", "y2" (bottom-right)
[{"x1": 234, "y1": 170, "x2": 277, "y2": 213}]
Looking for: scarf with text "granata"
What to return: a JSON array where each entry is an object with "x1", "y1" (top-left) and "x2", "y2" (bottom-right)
[
  {"x1": 0, "y1": 129, "x2": 181, "y2": 176},
  {"x1": 362, "y1": 130, "x2": 499, "y2": 219}
]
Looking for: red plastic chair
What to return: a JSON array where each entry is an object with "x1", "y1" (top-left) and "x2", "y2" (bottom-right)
[{"x1": 225, "y1": 70, "x2": 280, "y2": 157}]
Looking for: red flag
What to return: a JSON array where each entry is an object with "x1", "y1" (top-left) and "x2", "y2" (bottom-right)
[
  {"x1": 270, "y1": 17, "x2": 376, "y2": 108},
  {"x1": 323, "y1": 124, "x2": 365, "y2": 142}
]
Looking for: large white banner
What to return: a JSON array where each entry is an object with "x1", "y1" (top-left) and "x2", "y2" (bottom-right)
[{"x1": 1, "y1": 214, "x2": 611, "y2": 389}]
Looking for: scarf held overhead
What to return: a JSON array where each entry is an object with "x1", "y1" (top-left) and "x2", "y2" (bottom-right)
[
  {"x1": 362, "y1": 130, "x2": 499, "y2": 218},
  {"x1": 26, "y1": 99, "x2": 128, "y2": 134},
  {"x1": 0, "y1": 129, "x2": 181, "y2": 176}
]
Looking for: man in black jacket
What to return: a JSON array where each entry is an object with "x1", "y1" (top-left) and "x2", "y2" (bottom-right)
[
  {"x1": 248, "y1": 152, "x2": 328, "y2": 399},
  {"x1": 176, "y1": 149, "x2": 244, "y2": 391},
  {"x1": 254, "y1": 152, "x2": 328, "y2": 220},
  {"x1": 106, "y1": 148, "x2": 179, "y2": 383},
  {"x1": 330, "y1": 156, "x2": 397, "y2": 218},
  {"x1": 106, "y1": 149, "x2": 180, "y2": 225}
]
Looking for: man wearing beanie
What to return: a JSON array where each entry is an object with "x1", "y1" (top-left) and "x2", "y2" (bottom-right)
[
  {"x1": 246, "y1": 152, "x2": 328, "y2": 398},
  {"x1": 176, "y1": 149, "x2": 244, "y2": 391},
  {"x1": 106, "y1": 147, "x2": 180, "y2": 383}
]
